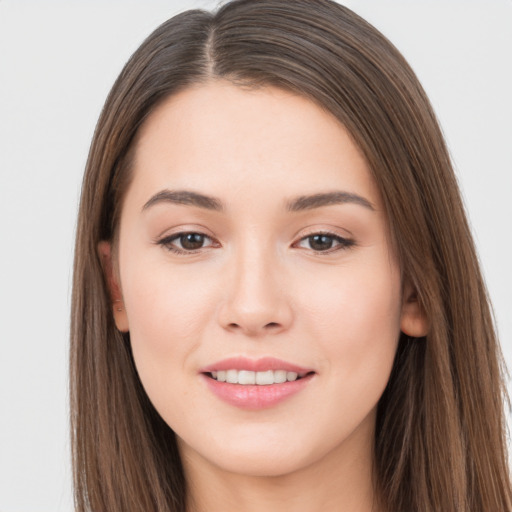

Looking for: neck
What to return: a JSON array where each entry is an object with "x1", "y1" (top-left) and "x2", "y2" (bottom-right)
[{"x1": 181, "y1": 413, "x2": 381, "y2": 512}]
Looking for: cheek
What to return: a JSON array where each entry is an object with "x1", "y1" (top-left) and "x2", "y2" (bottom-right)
[
  {"x1": 300, "y1": 258, "x2": 402, "y2": 376},
  {"x1": 119, "y1": 257, "x2": 219, "y2": 385},
  {"x1": 291, "y1": 261, "x2": 402, "y2": 445},
  {"x1": 305, "y1": 256, "x2": 401, "y2": 313}
]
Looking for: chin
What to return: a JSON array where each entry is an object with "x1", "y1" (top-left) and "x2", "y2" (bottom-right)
[
  {"x1": 210, "y1": 450, "x2": 313, "y2": 478},
  {"x1": 176, "y1": 426, "x2": 326, "y2": 479}
]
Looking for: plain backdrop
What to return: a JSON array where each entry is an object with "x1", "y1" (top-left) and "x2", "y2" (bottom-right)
[{"x1": 0, "y1": 1, "x2": 511, "y2": 510}]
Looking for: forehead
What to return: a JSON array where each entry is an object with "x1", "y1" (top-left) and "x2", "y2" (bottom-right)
[{"x1": 128, "y1": 80, "x2": 380, "y2": 210}]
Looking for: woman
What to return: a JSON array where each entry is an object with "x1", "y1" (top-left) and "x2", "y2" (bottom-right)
[{"x1": 70, "y1": 0, "x2": 512, "y2": 510}]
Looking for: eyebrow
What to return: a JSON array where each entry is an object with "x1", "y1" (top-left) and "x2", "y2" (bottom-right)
[
  {"x1": 141, "y1": 189, "x2": 375, "y2": 213},
  {"x1": 142, "y1": 189, "x2": 223, "y2": 212},
  {"x1": 286, "y1": 191, "x2": 375, "y2": 212}
]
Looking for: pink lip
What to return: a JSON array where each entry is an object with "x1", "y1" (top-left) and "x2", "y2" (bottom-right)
[
  {"x1": 201, "y1": 356, "x2": 312, "y2": 374},
  {"x1": 200, "y1": 357, "x2": 315, "y2": 410}
]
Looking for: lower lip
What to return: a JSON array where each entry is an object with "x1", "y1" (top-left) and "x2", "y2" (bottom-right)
[{"x1": 202, "y1": 373, "x2": 314, "y2": 410}]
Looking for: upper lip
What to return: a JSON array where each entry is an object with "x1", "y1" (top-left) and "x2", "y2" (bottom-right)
[{"x1": 200, "y1": 357, "x2": 314, "y2": 374}]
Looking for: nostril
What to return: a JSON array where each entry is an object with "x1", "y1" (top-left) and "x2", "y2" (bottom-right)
[{"x1": 265, "y1": 322, "x2": 280, "y2": 329}]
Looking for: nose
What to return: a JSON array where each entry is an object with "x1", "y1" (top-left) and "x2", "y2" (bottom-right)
[{"x1": 217, "y1": 247, "x2": 294, "y2": 337}]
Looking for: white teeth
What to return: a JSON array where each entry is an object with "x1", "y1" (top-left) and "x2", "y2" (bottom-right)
[
  {"x1": 238, "y1": 370, "x2": 256, "y2": 385},
  {"x1": 256, "y1": 370, "x2": 274, "y2": 385},
  {"x1": 274, "y1": 370, "x2": 287, "y2": 383},
  {"x1": 226, "y1": 369, "x2": 238, "y2": 384},
  {"x1": 210, "y1": 369, "x2": 304, "y2": 385}
]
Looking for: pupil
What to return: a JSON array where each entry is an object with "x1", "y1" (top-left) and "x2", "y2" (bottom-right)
[
  {"x1": 310, "y1": 234, "x2": 333, "y2": 251},
  {"x1": 181, "y1": 233, "x2": 204, "y2": 250}
]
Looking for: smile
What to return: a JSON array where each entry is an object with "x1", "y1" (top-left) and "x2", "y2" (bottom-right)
[
  {"x1": 209, "y1": 369, "x2": 307, "y2": 385},
  {"x1": 201, "y1": 357, "x2": 315, "y2": 410}
]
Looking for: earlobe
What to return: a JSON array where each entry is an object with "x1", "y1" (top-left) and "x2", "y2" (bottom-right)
[
  {"x1": 98, "y1": 241, "x2": 129, "y2": 333},
  {"x1": 400, "y1": 281, "x2": 429, "y2": 338}
]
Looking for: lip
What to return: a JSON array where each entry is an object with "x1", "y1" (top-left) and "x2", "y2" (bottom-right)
[
  {"x1": 200, "y1": 357, "x2": 315, "y2": 410},
  {"x1": 201, "y1": 356, "x2": 312, "y2": 374}
]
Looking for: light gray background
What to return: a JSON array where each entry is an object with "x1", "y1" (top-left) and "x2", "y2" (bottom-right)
[{"x1": 0, "y1": 1, "x2": 511, "y2": 510}]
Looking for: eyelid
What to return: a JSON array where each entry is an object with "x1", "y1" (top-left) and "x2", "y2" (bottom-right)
[
  {"x1": 154, "y1": 223, "x2": 216, "y2": 240},
  {"x1": 153, "y1": 226, "x2": 355, "y2": 255},
  {"x1": 155, "y1": 228, "x2": 220, "y2": 255},
  {"x1": 292, "y1": 229, "x2": 356, "y2": 254}
]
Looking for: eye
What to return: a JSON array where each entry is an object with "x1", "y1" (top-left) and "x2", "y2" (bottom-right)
[
  {"x1": 158, "y1": 232, "x2": 217, "y2": 254},
  {"x1": 295, "y1": 233, "x2": 354, "y2": 253}
]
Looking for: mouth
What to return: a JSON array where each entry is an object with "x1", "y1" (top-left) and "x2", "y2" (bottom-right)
[
  {"x1": 200, "y1": 357, "x2": 315, "y2": 409},
  {"x1": 206, "y1": 369, "x2": 313, "y2": 385}
]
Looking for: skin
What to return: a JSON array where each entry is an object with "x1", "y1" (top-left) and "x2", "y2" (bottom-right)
[{"x1": 100, "y1": 80, "x2": 427, "y2": 512}]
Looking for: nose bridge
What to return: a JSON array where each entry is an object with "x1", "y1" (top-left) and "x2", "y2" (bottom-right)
[
  {"x1": 234, "y1": 241, "x2": 275, "y2": 305},
  {"x1": 218, "y1": 235, "x2": 292, "y2": 335}
]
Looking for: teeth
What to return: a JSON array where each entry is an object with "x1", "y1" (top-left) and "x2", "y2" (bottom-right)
[
  {"x1": 256, "y1": 370, "x2": 274, "y2": 385},
  {"x1": 226, "y1": 369, "x2": 238, "y2": 384},
  {"x1": 210, "y1": 369, "x2": 304, "y2": 385},
  {"x1": 287, "y1": 371, "x2": 298, "y2": 382},
  {"x1": 238, "y1": 370, "x2": 256, "y2": 385},
  {"x1": 274, "y1": 370, "x2": 287, "y2": 383}
]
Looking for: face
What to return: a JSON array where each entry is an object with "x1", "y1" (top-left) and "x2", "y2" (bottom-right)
[{"x1": 104, "y1": 81, "x2": 423, "y2": 478}]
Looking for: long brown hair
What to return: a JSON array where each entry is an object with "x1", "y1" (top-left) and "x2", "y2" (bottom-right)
[{"x1": 70, "y1": 1, "x2": 511, "y2": 510}]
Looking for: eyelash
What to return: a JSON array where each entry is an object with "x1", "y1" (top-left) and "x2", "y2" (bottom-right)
[
  {"x1": 157, "y1": 232, "x2": 219, "y2": 255},
  {"x1": 157, "y1": 231, "x2": 355, "y2": 255},
  {"x1": 294, "y1": 231, "x2": 355, "y2": 253}
]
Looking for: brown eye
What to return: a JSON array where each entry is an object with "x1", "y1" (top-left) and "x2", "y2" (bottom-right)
[
  {"x1": 295, "y1": 232, "x2": 355, "y2": 253},
  {"x1": 158, "y1": 232, "x2": 216, "y2": 254},
  {"x1": 179, "y1": 233, "x2": 206, "y2": 250},
  {"x1": 308, "y1": 234, "x2": 335, "y2": 251}
]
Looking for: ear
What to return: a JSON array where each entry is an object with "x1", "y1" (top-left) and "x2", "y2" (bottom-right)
[
  {"x1": 400, "y1": 280, "x2": 429, "y2": 338},
  {"x1": 98, "y1": 241, "x2": 129, "y2": 333}
]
